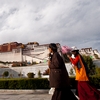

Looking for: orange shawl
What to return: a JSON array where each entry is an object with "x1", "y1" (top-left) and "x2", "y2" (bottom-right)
[{"x1": 75, "y1": 55, "x2": 89, "y2": 81}]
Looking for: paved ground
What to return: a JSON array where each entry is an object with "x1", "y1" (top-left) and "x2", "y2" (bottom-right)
[
  {"x1": 0, "y1": 93, "x2": 52, "y2": 100},
  {"x1": 0, "y1": 89, "x2": 78, "y2": 100},
  {"x1": 0, "y1": 89, "x2": 99, "y2": 100},
  {"x1": 0, "y1": 90, "x2": 52, "y2": 100}
]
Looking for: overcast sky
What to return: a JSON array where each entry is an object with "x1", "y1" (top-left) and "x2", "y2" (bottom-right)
[{"x1": 0, "y1": 0, "x2": 100, "y2": 52}]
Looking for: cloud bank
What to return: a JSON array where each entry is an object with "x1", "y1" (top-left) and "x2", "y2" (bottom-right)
[{"x1": 0, "y1": 0, "x2": 100, "y2": 51}]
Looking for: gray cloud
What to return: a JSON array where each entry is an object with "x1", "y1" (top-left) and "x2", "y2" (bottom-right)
[{"x1": 0, "y1": 0, "x2": 100, "y2": 52}]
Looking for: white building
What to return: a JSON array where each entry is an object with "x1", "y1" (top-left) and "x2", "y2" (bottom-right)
[
  {"x1": 80, "y1": 47, "x2": 100, "y2": 59},
  {"x1": 0, "y1": 42, "x2": 62, "y2": 64}
]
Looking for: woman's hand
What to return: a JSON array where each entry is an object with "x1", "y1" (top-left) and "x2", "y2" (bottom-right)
[{"x1": 67, "y1": 54, "x2": 71, "y2": 59}]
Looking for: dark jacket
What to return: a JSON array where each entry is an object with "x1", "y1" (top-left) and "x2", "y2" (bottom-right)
[{"x1": 49, "y1": 52, "x2": 70, "y2": 88}]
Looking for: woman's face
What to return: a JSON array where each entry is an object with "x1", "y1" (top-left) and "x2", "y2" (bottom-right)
[
  {"x1": 72, "y1": 51, "x2": 76, "y2": 55},
  {"x1": 48, "y1": 47, "x2": 52, "y2": 53}
]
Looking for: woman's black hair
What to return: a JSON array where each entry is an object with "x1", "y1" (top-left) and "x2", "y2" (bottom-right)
[{"x1": 49, "y1": 43, "x2": 57, "y2": 52}]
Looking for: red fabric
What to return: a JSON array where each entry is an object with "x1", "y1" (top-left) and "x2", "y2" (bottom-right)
[
  {"x1": 70, "y1": 55, "x2": 79, "y2": 65},
  {"x1": 78, "y1": 81, "x2": 100, "y2": 100},
  {"x1": 70, "y1": 55, "x2": 89, "y2": 81}
]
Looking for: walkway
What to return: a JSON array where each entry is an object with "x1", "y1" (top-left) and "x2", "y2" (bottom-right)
[{"x1": 0, "y1": 90, "x2": 52, "y2": 100}]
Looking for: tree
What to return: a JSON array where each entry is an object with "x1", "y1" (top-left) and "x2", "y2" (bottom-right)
[
  {"x1": 82, "y1": 55, "x2": 96, "y2": 75},
  {"x1": 69, "y1": 68, "x2": 75, "y2": 76},
  {"x1": 38, "y1": 70, "x2": 42, "y2": 78},
  {"x1": 95, "y1": 67, "x2": 100, "y2": 76}
]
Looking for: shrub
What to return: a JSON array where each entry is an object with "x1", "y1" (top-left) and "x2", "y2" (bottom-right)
[
  {"x1": 27, "y1": 72, "x2": 35, "y2": 78},
  {"x1": 0, "y1": 78, "x2": 50, "y2": 89},
  {"x1": 3, "y1": 71, "x2": 9, "y2": 77},
  {"x1": 69, "y1": 68, "x2": 75, "y2": 76},
  {"x1": 0, "y1": 77, "x2": 99, "y2": 89},
  {"x1": 38, "y1": 70, "x2": 42, "y2": 78}
]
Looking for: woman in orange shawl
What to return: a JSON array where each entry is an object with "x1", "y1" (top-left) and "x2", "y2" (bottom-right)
[{"x1": 67, "y1": 47, "x2": 100, "y2": 100}]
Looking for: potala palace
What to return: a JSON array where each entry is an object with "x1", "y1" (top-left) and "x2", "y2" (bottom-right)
[
  {"x1": 0, "y1": 42, "x2": 61, "y2": 63},
  {"x1": 0, "y1": 42, "x2": 100, "y2": 78}
]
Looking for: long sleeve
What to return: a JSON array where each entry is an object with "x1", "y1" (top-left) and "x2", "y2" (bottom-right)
[
  {"x1": 48, "y1": 52, "x2": 70, "y2": 88},
  {"x1": 69, "y1": 55, "x2": 79, "y2": 65}
]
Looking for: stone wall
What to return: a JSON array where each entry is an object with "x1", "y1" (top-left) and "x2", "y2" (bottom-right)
[{"x1": 0, "y1": 63, "x2": 74, "y2": 78}]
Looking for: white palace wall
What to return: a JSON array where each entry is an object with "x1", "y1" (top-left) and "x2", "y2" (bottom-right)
[{"x1": 0, "y1": 49, "x2": 22, "y2": 62}]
